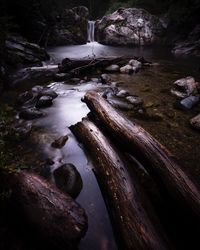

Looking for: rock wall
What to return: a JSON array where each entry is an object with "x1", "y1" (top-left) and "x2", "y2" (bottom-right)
[{"x1": 96, "y1": 8, "x2": 166, "y2": 46}]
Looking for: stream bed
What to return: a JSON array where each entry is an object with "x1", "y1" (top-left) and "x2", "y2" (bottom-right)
[{"x1": 2, "y1": 42, "x2": 200, "y2": 250}]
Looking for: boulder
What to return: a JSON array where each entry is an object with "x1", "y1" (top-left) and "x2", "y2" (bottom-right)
[
  {"x1": 39, "y1": 88, "x2": 58, "y2": 99},
  {"x1": 53, "y1": 164, "x2": 83, "y2": 198},
  {"x1": 96, "y1": 8, "x2": 166, "y2": 46},
  {"x1": 105, "y1": 64, "x2": 120, "y2": 72},
  {"x1": 102, "y1": 87, "x2": 119, "y2": 99},
  {"x1": 107, "y1": 97, "x2": 134, "y2": 110},
  {"x1": 171, "y1": 76, "x2": 199, "y2": 98},
  {"x1": 5, "y1": 36, "x2": 49, "y2": 68},
  {"x1": 129, "y1": 59, "x2": 142, "y2": 69},
  {"x1": 36, "y1": 96, "x2": 53, "y2": 109},
  {"x1": 19, "y1": 108, "x2": 44, "y2": 120},
  {"x1": 190, "y1": 114, "x2": 200, "y2": 130},
  {"x1": 51, "y1": 135, "x2": 69, "y2": 149}
]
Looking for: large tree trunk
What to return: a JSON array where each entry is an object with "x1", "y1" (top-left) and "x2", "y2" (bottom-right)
[
  {"x1": 70, "y1": 118, "x2": 170, "y2": 250},
  {"x1": 83, "y1": 91, "x2": 200, "y2": 219},
  {"x1": 9, "y1": 171, "x2": 88, "y2": 249}
]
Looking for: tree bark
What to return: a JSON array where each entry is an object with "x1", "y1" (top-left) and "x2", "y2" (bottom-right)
[
  {"x1": 70, "y1": 118, "x2": 170, "y2": 250},
  {"x1": 83, "y1": 91, "x2": 200, "y2": 219},
  {"x1": 9, "y1": 171, "x2": 88, "y2": 249}
]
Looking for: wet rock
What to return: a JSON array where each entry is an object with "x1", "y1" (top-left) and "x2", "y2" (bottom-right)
[
  {"x1": 108, "y1": 97, "x2": 134, "y2": 110},
  {"x1": 36, "y1": 96, "x2": 53, "y2": 109},
  {"x1": 32, "y1": 85, "x2": 44, "y2": 94},
  {"x1": 53, "y1": 164, "x2": 83, "y2": 198},
  {"x1": 126, "y1": 95, "x2": 143, "y2": 106},
  {"x1": 105, "y1": 64, "x2": 120, "y2": 72},
  {"x1": 190, "y1": 114, "x2": 200, "y2": 130},
  {"x1": 39, "y1": 89, "x2": 58, "y2": 99},
  {"x1": 90, "y1": 78, "x2": 99, "y2": 83},
  {"x1": 120, "y1": 65, "x2": 134, "y2": 74},
  {"x1": 129, "y1": 59, "x2": 142, "y2": 69},
  {"x1": 51, "y1": 135, "x2": 69, "y2": 149},
  {"x1": 19, "y1": 108, "x2": 44, "y2": 120},
  {"x1": 100, "y1": 74, "x2": 111, "y2": 84},
  {"x1": 116, "y1": 89, "x2": 129, "y2": 98},
  {"x1": 102, "y1": 87, "x2": 119, "y2": 99},
  {"x1": 176, "y1": 96, "x2": 200, "y2": 110},
  {"x1": 16, "y1": 91, "x2": 33, "y2": 105},
  {"x1": 96, "y1": 8, "x2": 166, "y2": 46},
  {"x1": 171, "y1": 76, "x2": 199, "y2": 98}
]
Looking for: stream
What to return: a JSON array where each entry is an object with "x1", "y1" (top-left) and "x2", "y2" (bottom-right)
[{"x1": 2, "y1": 41, "x2": 200, "y2": 249}]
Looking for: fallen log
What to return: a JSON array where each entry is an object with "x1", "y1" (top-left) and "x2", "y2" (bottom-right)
[
  {"x1": 59, "y1": 57, "x2": 130, "y2": 75},
  {"x1": 70, "y1": 118, "x2": 170, "y2": 250},
  {"x1": 83, "y1": 91, "x2": 200, "y2": 219},
  {"x1": 9, "y1": 171, "x2": 88, "y2": 249}
]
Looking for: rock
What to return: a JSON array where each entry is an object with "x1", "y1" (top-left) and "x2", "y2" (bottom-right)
[
  {"x1": 100, "y1": 74, "x2": 111, "y2": 84},
  {"x1": 102, "y1": 87, "x2": 119, "y2": 99},
  {"x1": 116, "y1": 89, "x2": 129, "y2": 98},
  {"x1": 39, "y1": 89, "x2": 58, "y2": 99},
  {"x1": 172, "y1": 25, "x2": 200, "y2": 57},
  {"x1": 19, "y1": 108, "x2": 44, "y2": 120},
  {"x1": 9, "y1": 65, "x2": 58, "y2": 87},
  {"x1": 126, "y1": 95, "x2": 143, "y2": 106},
  {"x1": 105, "y1": 64, "x2": 120, "y2": 72},
  {"x1": 16, "y1": 91, "x2": 33, "y2": 105},
  {"x1": 120, "y1": 65, "x2": 134, "y2": 74},
  {"x1": 90, "y1": 78, "x2": 99, "y2": 83},
  {"x1": 190, "y1": 114, "x2": 200, "y2": 130},
  {"x1": 176, "y1": 96, "x2": 200, "y2": 110},
  {"x1": 36, "y1": 96, "x2": 53, "y2": 109},
  {"x1": 96, "y1": 8, "x2": 166, "y2": 46},
  {"x1": 107, "y1": 97, "x2": 134, "y2": 110},
  {"x1": 32, "y1": 85, "x2": 44, "y2": 93},
  {"x1": 51, "y1": 135, "x2": 69, "y2": 149},
  {"x1": 5, "y1": 36, "x2": 49, "y2": 68},
  {"x1": 53, "y1": 164, "x2": 83, "y2": 198},
  {"x1": 129, "y1": 59, "x2": 142, "y2": 69},
  {"x1": 171, "y1": 76, "x2": 199, "y2": 98}
]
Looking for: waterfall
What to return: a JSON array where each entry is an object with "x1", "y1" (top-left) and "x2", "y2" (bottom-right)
[{"x1": 87, "y1": 21, "x2": 95, "y2": 43}]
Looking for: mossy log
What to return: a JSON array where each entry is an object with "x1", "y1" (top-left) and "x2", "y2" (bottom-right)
[
  {"x1": 71, "y1": 118, "x2": 170, "y2": 250},
  {"x1": 83, "y1": 91, "x2": 200, "y2": 219}
]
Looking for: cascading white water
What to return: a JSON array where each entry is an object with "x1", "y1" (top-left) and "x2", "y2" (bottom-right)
[{"x1": 87, "y1": 21, "x2": 95, "y2": 43}]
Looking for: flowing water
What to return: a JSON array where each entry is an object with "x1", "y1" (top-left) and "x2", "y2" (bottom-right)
[
  {"x1": 3, "y1": 42, "x2": 200, "y2": 249},
  {"x1": 87, "y1": 21, "x2": 95, "y2": 43}
]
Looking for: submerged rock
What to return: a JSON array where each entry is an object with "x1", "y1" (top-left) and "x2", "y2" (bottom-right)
[
  {"x1": 171, "y1": 76, "x2": 199, "y2": 98},
  {"x1": 176, "y1": 96, "x2": 200, "y2": 110},
  {"x1": 53, "y1": 164, "x2": 83, "y2": 198},
  {"x1": 36, "y1": 96, "x2": 53, "y2": 109},
  {"x1": 96, "y1": 8, "x2": 166, "y2": 46},
  {"x1": 190, "y1": 114, "x2": 200, "y2": 130},
  {"x1": 19, "y1": 108, "x2": 44, "y2": 120},
  {"x1": 51, "y1": 135, "x2": 69, "y2": 149}
]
